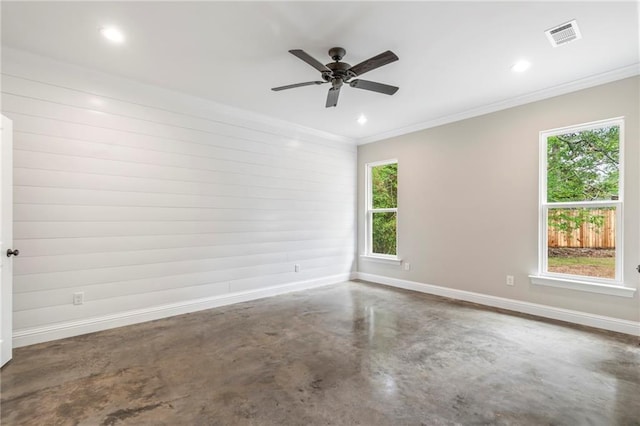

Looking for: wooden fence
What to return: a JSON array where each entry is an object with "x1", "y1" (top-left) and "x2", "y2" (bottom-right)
[{"x1": 548, "y1": 209, "x2": 616, "y2": 248}]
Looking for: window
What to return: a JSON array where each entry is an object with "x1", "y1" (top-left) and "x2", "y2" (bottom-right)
[
  {"x1": 537, "y1": 118, "x2": 623, "y2": 287},
  {"x1": 365, "y1": 160, "x2": 398, "y2": 258}
]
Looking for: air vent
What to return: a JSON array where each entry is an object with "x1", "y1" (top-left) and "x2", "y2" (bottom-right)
[{"x1": 545, "y1": 20, "x2": 582, "y2": 47}]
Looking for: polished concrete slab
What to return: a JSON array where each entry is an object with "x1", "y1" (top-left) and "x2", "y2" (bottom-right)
[{"x1": 1, "y1": 281, "x2": 639, "y2": 425}]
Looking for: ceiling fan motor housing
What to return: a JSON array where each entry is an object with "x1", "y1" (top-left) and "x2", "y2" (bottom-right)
[{"x1": 324, "y1": 61, "x2": 353, "y2": 83}]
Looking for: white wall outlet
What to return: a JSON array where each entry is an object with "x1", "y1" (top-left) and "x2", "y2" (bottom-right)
[
  {"x1": 294, "y1": 264, "x2": 300, "y2": 272},
  {"x1": 506, "y1": 275, "x2": 515, "y2": 286},
  {"x1": 73, "y1": 292, "x2": 84, "y2": 305},
  {"x1": 403, "y1": 262, "x2": 411, "y2": 271}
]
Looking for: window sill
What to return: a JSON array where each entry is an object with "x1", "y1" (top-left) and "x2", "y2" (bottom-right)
[
  {"x1": 359, "y1": 255, "x2": 402, "y2": 266},
  {"x1": 529, "y1": 275, "x2": 636, "y2": 298}
]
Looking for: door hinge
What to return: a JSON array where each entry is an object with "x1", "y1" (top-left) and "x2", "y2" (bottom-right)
[{"x1": 636, "y1": 264, "x2": 640, "y2": 273}]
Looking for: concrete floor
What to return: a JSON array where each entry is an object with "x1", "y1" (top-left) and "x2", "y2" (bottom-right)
[{"x1": 1, "y1": 281, "x2": 639, "y2": 425}]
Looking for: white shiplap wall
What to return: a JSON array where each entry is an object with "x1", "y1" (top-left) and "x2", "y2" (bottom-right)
[{"x1": 1, "y1": 49, "x2": 356, "y2": 345}]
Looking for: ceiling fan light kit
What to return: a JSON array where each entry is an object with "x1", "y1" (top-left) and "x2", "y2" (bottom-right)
[{"x1": 272, "y1": 47, "x2": 399, "y2": 108}]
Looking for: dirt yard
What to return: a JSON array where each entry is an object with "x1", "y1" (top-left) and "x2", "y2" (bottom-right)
[
  {"x1": 548, "y1": 247, "x2": 615, "y2": 279},
  {"x1": 548, "y1": 247, "x2": 615, "y2": 258}
]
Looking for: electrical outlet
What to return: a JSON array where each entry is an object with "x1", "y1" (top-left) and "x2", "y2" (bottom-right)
[
  {"x1": 403, "y1": 262, "x2": 411, "y2": 271},
  {"x1": 73, "y1": 292, "x2": 84, "y2": 305},
  {"x1": 294, "y1": 264, "x2": 300, "y2": 273},
  {"x1": 506, "y1": 275, "x2": 515, "y2": 286}
]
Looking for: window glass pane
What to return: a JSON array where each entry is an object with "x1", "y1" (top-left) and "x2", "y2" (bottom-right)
[
  {"x1": 372, "y1": 212, "x2": 397, "y2": 255},
  {"x1": 372, "y1": 163, "x2": 397, "y2": 208},
  {"x1": 547, "y1": 207, "x2": 616, "y2": 279},
  {"x1": 546, "y1": 125, "x2": 619, "y2": 202}
]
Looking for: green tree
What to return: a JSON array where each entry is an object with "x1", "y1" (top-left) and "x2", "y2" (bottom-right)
[
  {"x1": 371, "y1": 163, "x2": 397, "y2": 255},
  {"x1": 546, "y1": 126, "x2": 619, "y2": 234},
  {"x1": 372, "y1": 163, "x2": 397, "y2": 208},
  {"x1": 547, "y1": 126, "x2": 619, "y2": 202}
]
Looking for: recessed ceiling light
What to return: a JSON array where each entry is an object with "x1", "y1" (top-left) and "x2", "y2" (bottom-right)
[
  {"x1": 100, "y1": 26, "x2": 125, "y2": 44},
  {"x1": 357, "y1": 114, "x2": 368, "y2": 125},
  {"x1": 511, "y1": 60, "x2": 531, "y2": 73}
]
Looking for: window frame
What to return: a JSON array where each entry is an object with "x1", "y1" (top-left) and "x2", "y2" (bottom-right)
[
  {"x1": 364, "y1": 159, "x2": 399, "y2": 260},
  {"x1": 536, "y1": 117, "x2": 625, "y2": 289}
]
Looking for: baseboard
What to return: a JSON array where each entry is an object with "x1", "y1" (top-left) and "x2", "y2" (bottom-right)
[
  {"x1": 13, "y1": 273, "x2": 352, "y2": 348},
  {"x1": 356, "y1": 272, "x2": 640, "y2": 336}
]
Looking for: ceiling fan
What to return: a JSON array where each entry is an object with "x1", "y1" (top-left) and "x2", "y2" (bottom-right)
[{"x1": 272, "y1": 47, "x2": 399, "y2": 108}]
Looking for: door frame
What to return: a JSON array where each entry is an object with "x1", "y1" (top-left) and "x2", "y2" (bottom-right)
[{"x1": 1, "y1": 114, "x2": 14, "y2": 367}]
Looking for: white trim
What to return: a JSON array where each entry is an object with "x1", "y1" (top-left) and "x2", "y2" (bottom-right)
[
  {"x1": 365, "y1": 159, "x2": 399, "y2": 257},
  {"x1": 366, "y1": 159, "x2": 399, "y2": 168},
  {"x1": 529, "y1": 275, "x2": 635, "y2": 297},
  {"x1": 539, "y1": 116, "x2": 626, "y2": 138},
  {"x1": 370, "y1": 208, "x2": 397, "y2": 213},
  {"x1": 538, "y1": 117, "x2": 624, "y2": 284},
  {"x1": 357, "y1": 64, "x2": 640, "y2": 145},
  {"x1": 1, "y1": 115, "x2": 13, "y2": 368},
  {"x1": 13, "y1": 273, "x2": 351, "y2": 348},
  {"x1": 359, "y1": 255, "x2": 402, "y2": 265},
  {"x1": 356, "y1": 272, "x2": 640, "y2": 336},
  {"x1": 544, "y1": 200, "x2": 620, "y2": 208}
]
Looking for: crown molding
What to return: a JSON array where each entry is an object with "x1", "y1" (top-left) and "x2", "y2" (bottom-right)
[
  {"x1": 1, "y1": 47, "x2": 355, "y2": 147},
  {"x1": 357, "y1": 63, "x2": 640, "y2": 145},
  {"x1": 4, "y1": 47, "x2": 636, "y2": 148}
]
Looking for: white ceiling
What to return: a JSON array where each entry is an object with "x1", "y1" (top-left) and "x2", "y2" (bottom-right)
[{"x1": 1, "y1": 1, "x2": 639, "y2": 143}]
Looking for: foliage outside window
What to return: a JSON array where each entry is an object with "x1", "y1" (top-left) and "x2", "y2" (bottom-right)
[
  {"x1": 540, "y1": 118, "x2": 623, "y2": 283},
  {"x1": 366, "y1": 160, "x2": 398, "y2": 257}
]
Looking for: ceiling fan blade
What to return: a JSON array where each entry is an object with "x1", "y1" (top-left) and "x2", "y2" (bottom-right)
[
  {"x1": 326, "y1": 87, "x2": 341, "y2": 108},
  {"x1": 349, "y1": 79, "x2": 399, "y2": 95},
  {"x1": 348, "y1": 50, "x2": 399, "y2": 77},
  {"x1": 272, "y1": 81, "x2": 326, "y2": 91},
  {"x1": 289, "y1": 49, "x2": 331, "y2": 73}
]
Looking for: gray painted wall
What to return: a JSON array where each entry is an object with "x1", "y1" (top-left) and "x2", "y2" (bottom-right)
[{"x1": 358, "y1": 77, "x2": 639, "y2": 322}]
